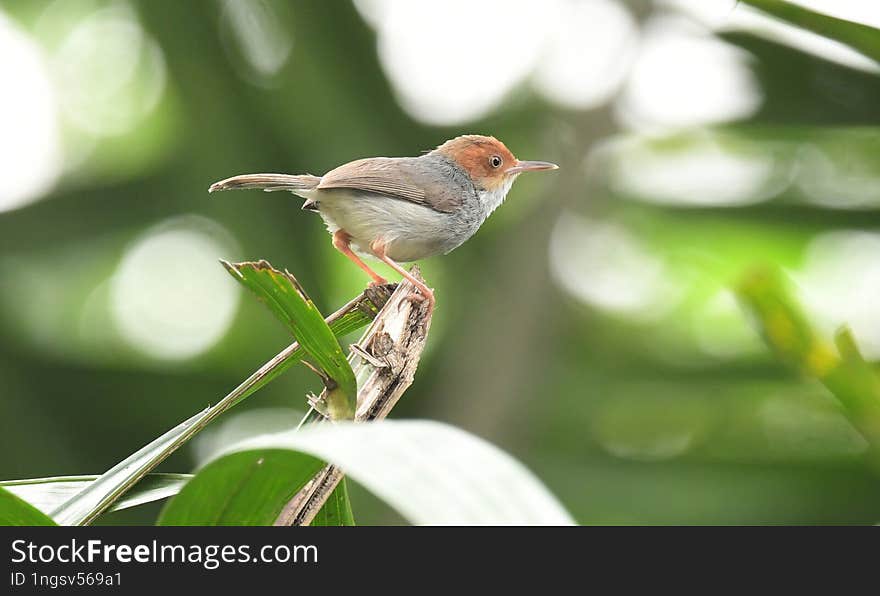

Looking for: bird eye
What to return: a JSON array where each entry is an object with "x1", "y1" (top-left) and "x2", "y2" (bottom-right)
[{"x1": 490, "y1": 155, "x2": 503, "y2": 168}]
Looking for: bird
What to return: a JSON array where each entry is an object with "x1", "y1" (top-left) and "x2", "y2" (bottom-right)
[{"x1": 209, "y1": 135, "x2": 558, "y2": 311}]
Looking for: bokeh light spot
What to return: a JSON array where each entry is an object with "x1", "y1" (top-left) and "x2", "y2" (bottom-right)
[
  {"x1": 549, "y1": 213, "x2": 679, "y2": 320},
  {"x1": 0, "y1": 12, "x2": 62, "y2": 212},
  {"x1": 219, "y1": 0, "x2": 293, "y2": 85},
  {"x1": 531, "y1": 0, "x2": 639, "y2": 110},
  {"x1": 796, "y1": 231, "x2": 880, "y2": 359},
  {"x1": 111, "y1": 216, "x2": 241, "y2": 360},
  {"x1": 616, "y1": 16, "x2": 762, "y2": 130},
  {"x1": 592, "y1": 393, "x2": 710, "y2": 462},
  {"x1": 355, "y1": 0, "x2": 554, "y2": 125},
  {"x1": 53, "y1": 2, "x2": 167, "y2": 137},
  {"x1": 796, "y1": 141, "x2": 880, "y2": 210},
  {"x1": 604, "y1": 132, "x2": 777, "y2": 207}
]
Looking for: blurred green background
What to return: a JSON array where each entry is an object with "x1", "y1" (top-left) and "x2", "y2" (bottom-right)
[{"x1": 1, "y1": 0, "x2": 879, "y2": 524}]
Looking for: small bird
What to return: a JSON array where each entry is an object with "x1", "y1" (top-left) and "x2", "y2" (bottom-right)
[{"x1": 209, "y1": 135, "x2": 557, "y2": 310}]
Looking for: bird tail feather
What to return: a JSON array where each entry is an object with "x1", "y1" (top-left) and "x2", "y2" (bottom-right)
[{"x1": 208, "y1": 173, "x2": 321, "y2": 198}]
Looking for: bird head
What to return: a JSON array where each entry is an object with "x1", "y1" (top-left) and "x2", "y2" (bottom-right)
[{"x1": 432, "y1": 135, "x2": 558, "y2": 192}]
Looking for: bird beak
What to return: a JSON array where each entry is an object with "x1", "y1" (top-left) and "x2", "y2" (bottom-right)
[{"x1": 506, "y1": 160, "x2": 559, "y2": 175}]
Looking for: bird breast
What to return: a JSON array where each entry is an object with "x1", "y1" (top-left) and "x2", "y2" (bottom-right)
[{"x1": 314, "y1": 189, "x2": 476, "y2": 262}]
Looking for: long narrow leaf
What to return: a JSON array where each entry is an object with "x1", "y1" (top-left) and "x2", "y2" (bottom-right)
[
  {"x1": 1, "y1": 474, "x2": 191, "y2": 516},
  {"x1": 229, "y1": 300, "x2": 373, "y2": 407},
  {"x1": 223, "y1": 260, "x2": 358, "y2": 419},
  {"x1": 49, "y1": 409, "x2": 209, "y2": 526},
  {"x1": 0, "y1": 487, "x2": 57, "y2": 526},
  {"x1": 741, "y1": 0, "x2": 880, "y2": 64},
  {"x1": 312, "y1": 479, "x2": 356, "y2": 526},
  {"x1": 47, "y1": 287, "x2": 379, "y2": 526},
  {"x1": 736, "y1": 266, "x2": 880, "y2": 458},
  {"x1": 735, "y1": 267, "x2": 833, "y2": 373},
  {"x1": 823, "y1": 328, "x2": 880, "y2": 454},
  {"x1": 159, "y1": 420, "x2": 575, "y2": 526},
  {"x1": 158, "y1": 451, "x2": 324, "y2": 525}
]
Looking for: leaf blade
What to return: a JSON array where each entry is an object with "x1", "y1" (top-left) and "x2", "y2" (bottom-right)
[
  {"x1": 47, "y1": 287, "x2": 377, "y2": 526},
  {"x1": 49, "y1": 408, "x2": 209, "y2": 526},
  {"x1": 1, "y1": 474, "x2": 191, "y2": 516},
  {"x1": 164, "y1": 420, "x2": 574, "y2": 526},
  {"x1": 224, "y1": 260, "x2": 358, "y2": 419},
  {"x1": 157, "y1": 451, "x2": 324, "y2": 525},
  {"x1": 736, "y1": 266, "x2": 880, "y2": 457},
  {"x1": 741, "y1": 0, "x2": 880, "y2": 64},
  {"x1": 0, "y1": 487, "x2": 57, "y2": 526},
  {"x1": 311, "y1": 479, "x2": 356, "y2": 526}
]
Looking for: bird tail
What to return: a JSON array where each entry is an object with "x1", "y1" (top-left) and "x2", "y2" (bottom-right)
[{"x1": 208, "y1": 173, "x2": 321, "y2": 201}]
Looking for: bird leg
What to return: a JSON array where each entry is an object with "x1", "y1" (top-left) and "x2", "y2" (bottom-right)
[
  {"x1": 370, "y1": 239, "x2": 435, "y2": 312},
  {"x1": 332, "y1": 230, "x2": 388, "y2": 286}
]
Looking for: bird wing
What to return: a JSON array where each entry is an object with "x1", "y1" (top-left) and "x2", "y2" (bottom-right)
[{"x1": 316, "y1": 157, "x2": 462, "y2": 213}]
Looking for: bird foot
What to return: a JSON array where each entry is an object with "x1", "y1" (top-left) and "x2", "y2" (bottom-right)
[{"x1": 400, "y1": 286, "x2": 435, "y2": 315}]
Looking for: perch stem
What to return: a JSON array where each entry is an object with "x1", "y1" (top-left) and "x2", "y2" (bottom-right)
[{"x1": 276, "y1": 267, "x2": 433, "y2": 526}]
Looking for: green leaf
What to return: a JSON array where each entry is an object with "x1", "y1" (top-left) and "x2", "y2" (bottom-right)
[
  {"x1": 721, "y1": 33, "x2": 880, "y2": 125},
  {"x1": 46, "y1": 283, "x2": 379, "y2": 526},
  {"x1": 741, "y1": 0, "x2": 880, "y2": 64},
  {"x1": 223, "y1": 260, "x2": 358, "y2": 419},
  {"x1": 229, "y1": 295, "x2": 375, "y2": 408},
  {"x1": 823, "y1": 328, "x2": 880, "y2": 454},
  {"x1": 312, "y1": 479, "x2": 355, "y2": 526},
  {"x1": 49, "y1": 408, "x2": 209, "y2": 526},
  {"x1": 736, "y1": 266, "x2": 880, "y2": 457},
  {"x1": 735, "y1": 266, "x2": 834, "y2": 374},
  {"x1": 162, "y1": 420, "x2": 574, "y2": 526},
  {"x1": 0, "y1": 487, "x2": 57, "y2": 526},
  {"x1": 158, "y1": 451, "x2": 324, "y2": 525},
  {"x1": 1, "y1": 474, "x2": 191, "y2": 517}
]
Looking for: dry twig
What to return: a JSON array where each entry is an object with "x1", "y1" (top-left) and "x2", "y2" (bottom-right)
[{"x1": 274, "y1": 267, "x2": 433, "y2": 526}]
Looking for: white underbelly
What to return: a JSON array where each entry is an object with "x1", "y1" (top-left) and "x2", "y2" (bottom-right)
[{"x1": 314, "y1": 189, "x2": 460, "y2": 262}]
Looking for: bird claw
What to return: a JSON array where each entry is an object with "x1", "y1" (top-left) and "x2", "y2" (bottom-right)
[{"x1": 398, "y1": 287, "x2": 435, "y2": 313}]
